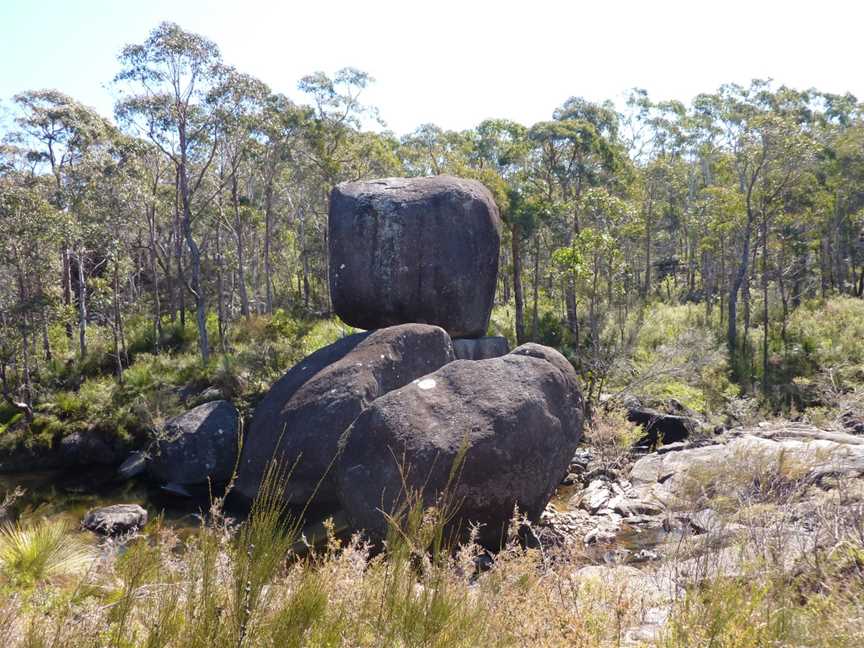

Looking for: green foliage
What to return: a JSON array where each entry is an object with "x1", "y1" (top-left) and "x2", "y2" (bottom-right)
[
  {"x1": 0, "y1": 518, "x2": 96, "y2": 588},
  {"x1": 486, "y1": 305, "x2": 516, "y2": 347},
  {"x1": 126, "y1": 316, "x2": 198, "y2": 358},
  {"x1": 617, "y1": 302, "x2": 736, "y2": 415},
  {"x1": 785, "y1": 297, "x2": 864, "y2": 392}
]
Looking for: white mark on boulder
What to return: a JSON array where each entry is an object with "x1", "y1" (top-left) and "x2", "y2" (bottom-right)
[
  {"x1": 340, "y1": 263, "x2": 346, "y2": 270},
  {"x1": 416, "y1": 378, "x2": 436, "y2": 391}
]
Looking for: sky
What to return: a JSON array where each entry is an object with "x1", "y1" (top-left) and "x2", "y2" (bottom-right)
[{"x1": 1, "y1": 0, "x2": 862, "y2": 136}]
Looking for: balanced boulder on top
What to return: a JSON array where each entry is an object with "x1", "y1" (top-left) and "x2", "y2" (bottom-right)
[{"x1": 329, "y1": 176, "x2": 502, "y2": 339}]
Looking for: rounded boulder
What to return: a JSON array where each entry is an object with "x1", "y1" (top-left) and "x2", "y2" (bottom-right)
[
  {"x1": 235, "y1": 324, "x2": 455, "y2": 505},
  {"x1": 335, "y1": 344, "x2": 584, "y2": 547},
  {"x1": 148, "y1": 400, "x2": 240, "y2": 486},
  {"x1": 329, "y1": 176, "x2": 502, "y2": 338}
]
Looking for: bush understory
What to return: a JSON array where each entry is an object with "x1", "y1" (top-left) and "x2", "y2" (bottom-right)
[
  {"x1": 0, "y1": 310, "x2": 356, "y2": 456},
  {"x1": 1, "y1": 299, "x2": 864, "y2": 645},
  {"x1": 4, "y1": 297, "x2": 864, "y2": 472},
  {"x1": 2, "y1": 448, "x2": 863, "y2": 648}
]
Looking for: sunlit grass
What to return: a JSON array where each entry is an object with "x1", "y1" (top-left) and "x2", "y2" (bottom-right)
[{"x1": 0, "y1": 518, "x2": 96, "y2": 587}]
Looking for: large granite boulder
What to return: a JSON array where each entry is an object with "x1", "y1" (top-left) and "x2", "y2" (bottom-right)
[
  {"x1": 329, "y1": 176, "x2": 502, "y2": 338},
  {"x1": 235, "y1": 324, "x2": 455, "y2": 505},
  {"x1": 147, "y1": 400, "x2": 239, "y2": 486},
  {"x1": 335, "y1": 344, "x2": 584, "y2": 547},
  {"x1": 59, "y1": 431, "x2": 123, "y2": 466}
]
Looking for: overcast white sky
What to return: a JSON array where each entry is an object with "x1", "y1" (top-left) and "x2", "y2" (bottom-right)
[{"x1": 1, "y1": 0, "x2": 861, "y2": 135}]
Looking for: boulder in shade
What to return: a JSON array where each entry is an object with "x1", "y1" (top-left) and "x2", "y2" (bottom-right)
[
  {"x1": 147, "y1": 400, "x2": 239, "y2": 486},
  {"x1": 452, "y1": 336, "x2": 510, "y2": 361},
  {"x1": 82, "y1": 504, "x2": 148, "y2": 536}
]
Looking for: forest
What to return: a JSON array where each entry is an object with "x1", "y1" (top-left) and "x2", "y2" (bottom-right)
[
  {"x1": 3, "y1": 23, "x2": 864, "y2": 433},
  {"x1": 2, "y1": 20, "x2": 864, "y2": 648}
]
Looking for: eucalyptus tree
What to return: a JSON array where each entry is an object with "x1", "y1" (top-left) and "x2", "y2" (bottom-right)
[
  {"x1": 298, "y1": 67, "x2": 382, "y2": 308},
  {"x1": 813, "y1": 92, "x2": 864, "y2": 297},
  {"x1": 466, "y1": 119, "x2": 533, "y2": 340},
  {"x1": 0, "y1": 179, "x2": 61, "y2": 419},
  {"x1": 528, "y1": 97, "x2": 625, "y2": 339},
  {"x1": 694, "y1": 82, "x2": 817, "y2": 383},
  {"x1": 114, "y1": 22, "x2": 228, "y2": 364},
  {"x1": 257, "y1": 93, "x2": 307, "y2": 313},
  {"x1": 12, "y1": 90, "x2": 113, "y2": 352},
  {"x1": 213, "y1": 70, "x2": 269, "y2": 319}
]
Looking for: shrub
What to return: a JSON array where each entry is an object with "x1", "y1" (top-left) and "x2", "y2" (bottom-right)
[{"x1": 614, "y1": 302, "x2": 735, "y2": 416}]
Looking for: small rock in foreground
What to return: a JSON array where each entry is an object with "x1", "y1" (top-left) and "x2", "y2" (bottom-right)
[{"x1": 82, "y1": 504, "x2": 148, "y2": 536}]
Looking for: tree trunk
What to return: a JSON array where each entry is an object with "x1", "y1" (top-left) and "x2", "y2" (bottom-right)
[
  {"x1": 299, "y1": 207, "x2": 311, "y2": 308},
  {"x1": 232, "y1": 173, "x2": 251, "y2": 318},
  {"x1": 263, "y1": 177, "x2": 275, "y2": 314},
  {"x1": 531, "y1": 231, "x2": 541, "y2": 341},
  {"x1": 511, "y1": 224, "x2": 526, "y2": 345},
  {"x1": 77, "y1": 249, "x2": 87, "y2": 358},
  {"x1": 216, "y1": 221, "x2": 227, "y2": 354},
  {"x1": 643, "y1": 200, "x2": 653, "y2": 297},
  {"x1": 178, "y1": 136, "x2": 209, "y2": 365},
  {"x1": 174, "y1": 174, "x2": 186, "y2": 328},
  {"x1": 728, "y1": 202, "x2": 756, "y2": 357},
  {"x1": 147, "y1": 205, "x2": 162, "y2": 350},
  {"x1": 761, "y1": 209, "x2": 769, "y2": 396},
  {"x1": 62, "y1": 245, "x2": 73, "y2": 341},
  {"x1": 112, "y1": 262, "x2": 125, "y2": 384},
  {"x1": 15, "y1": 265, "x2": 33, "y2": 419}
]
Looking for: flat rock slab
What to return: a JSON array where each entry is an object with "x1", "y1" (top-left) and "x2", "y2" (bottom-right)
[
  {"x1": 82, "y1": 504, "x2": 148, "y2": 536},
  {"x1": 452, "y1": 336, "x2": 510, "y2": 360},
  {"x1": 329, "y1": 176, "x2": 502, "y2": 338},
  {"x1": 630, "y1": 427, "x2": 864, "y2": 504}
]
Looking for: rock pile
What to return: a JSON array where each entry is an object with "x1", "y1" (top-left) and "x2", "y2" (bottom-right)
[
  {"x1": 337, "y1": 344, "x2": 583, "y2": 546},
  {"x1": 538, "y1": 421, "x2": 864, "y2": 551},
  {"x1": 233, "y1": 175, "x2": 584, "y2": 546}
]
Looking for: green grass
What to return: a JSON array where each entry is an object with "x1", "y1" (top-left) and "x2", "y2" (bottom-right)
[{"x1": 0, "y1": 518, "x2": 96, "y2": 588}]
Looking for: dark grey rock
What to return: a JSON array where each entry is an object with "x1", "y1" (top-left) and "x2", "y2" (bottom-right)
[
  {"x1": 329, "y1": 176, "x2": 502, "y2": 338},
  {"x1": 160, "y1": 482, "x2": 193, "y2": 498},
  {"x1": 841, "y1": 411, "x2": 864, "y2": 435},
  {"x1": 629, "y1": 408, "x2": 699, "y2": 448},
  {"x1": 82, "y1": 504, "x2": 148, "y2": 536},
  {"x1": 117, "y1": 451, "x2": 147, "y2": 480},
  {"x1": 147, "y1": 400, "x2": 239, "y2": 486},
  {"x1": 452, "y1": 336, "x2": 510, "y2": 360},
  {"x1": 59, "y1": 431, "x2": 121, "y2": 466},
  {"x1": 335, "y1": 344, "x2": 584, "y2": 547},
  {"x1": 235, "y1": 324, "x2": 455, "y2": 505}
]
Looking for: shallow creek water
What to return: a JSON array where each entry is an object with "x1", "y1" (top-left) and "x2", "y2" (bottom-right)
[
  {"x1": 3, "y1": 470, "x2": 681, "y2": 556},
  {"x1": 549, "y1": 481, "x2": 687, "y2": 559},
  {"x1": 0, "y1": 468, "x2": 210, "y2": 544}
]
